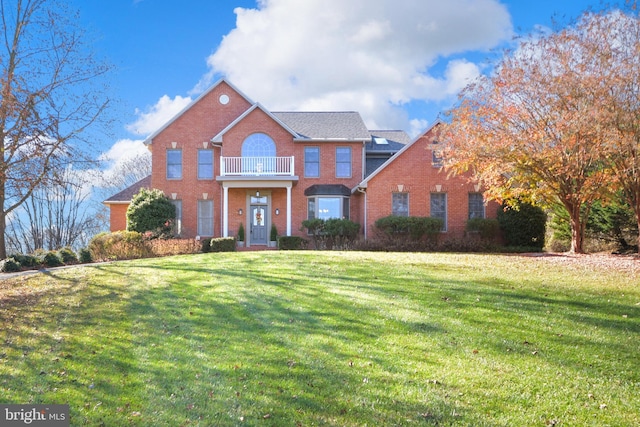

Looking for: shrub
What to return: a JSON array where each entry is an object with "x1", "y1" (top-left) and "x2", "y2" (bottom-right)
[
  {"x1": 466, "y1": 218, "x2": 501, "y2": 241},
  {"x1": 126, "y1": 188, "x2": 176, "y2": 238},
  {"x1": 374, "y1": 216, "x2": 443, "y2": 242},
  {"x1": 323, "y1": 218, "x2": 360, "y2": 249},
  {"x1": 270, "y1": 223, "x2": 278, "y2": 242},
  {"x1": 10, "y1": 253, "x2": 39, "y2": 268},
  {"x1": 497, "y1": 201, "x2": 547, "y2": 249},
  {"x1": 208, "y1": 237, "x2": 236, "y2": 252},
  {"x1": 89, "y1": 231, "x2": 152, "y2": 261},
  {"x1": 146, "y1": 239, "x2": 201, "y2": 257},
  {"x1": 79, "y1": 248, "x2": 93, "y2": 264},
  {"x1": 43, "y1": 251, "x2": 63, "y2": 267},
  {"x1": 301, "y1": 218, "x2": 360, "y2": 249},
  {"x1": 201, "y1": 238, "x2": 211, "y2": 253},
  {"x1": 1, "y1": 257, "x2": 21, "y2": 272},
  {"x1": 237, "y1": 223, "x2": 245, "y2": 242},
  {"x1": 58, "y1": 247, "x2": 79, "y2": 264},
  {"x1": 278, "y1": 236, "x2": 308, "y2": 250}
]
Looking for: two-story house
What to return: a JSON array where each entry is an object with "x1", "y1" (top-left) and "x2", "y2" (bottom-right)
[{"x1": 104, "y1": 78, "x2": 498, "y2": 246}]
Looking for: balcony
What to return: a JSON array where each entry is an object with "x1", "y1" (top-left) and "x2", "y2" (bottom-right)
[{"x1": 220, "y1": 156, "x2": 295, "y2": 177}]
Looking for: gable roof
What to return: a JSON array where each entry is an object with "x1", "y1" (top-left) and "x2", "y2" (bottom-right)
[
  {"x1": 354, "y1": 120, "x2": 442, "y2": 192},
  {"x1": 143, "y1": 78, "x2": 255, "y2": 145},
  {"x1": 210, "y1": 103, "x2": 299, "y2": 143},
  {"x1": 103, "y1": 175, "x2": 151, "y2": 204},
  {"x1": 273, "y1": 112, "x2": 371, "y2": 141}
]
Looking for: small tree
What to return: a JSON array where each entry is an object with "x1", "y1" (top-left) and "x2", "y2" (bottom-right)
[
  {"x1": 237, "y1": 223, "x2": 245, "y2": 242},
  {"x1": 126, "y1": 189, "x2": 176, "y2": 238}
]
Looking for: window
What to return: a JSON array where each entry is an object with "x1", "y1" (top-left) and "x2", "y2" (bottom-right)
[
  {"x1": 431, "y1": 142, "x2": 443, "y2": 167},
  {"x1": 392, "y1": 192, "x2": 409, "y2": 217},
  {"x1": 167, "y1": 149, "x2": 182, "y2": 179},
  {"x1": 468, "y1": 193, "x2": 485, "y2": 219},
  {"x1": 336, "y1": 147, "x2": 351, "y2": 178},
  {"x1": 198, "y1": 149, "x2": 213, "y2": 180},
  {"x1": 304, "y1": 147, "x2": 320, "y2": 177},
  {"x1": 171, "y1": 200, "x2": 182, "y2": 236},
  {"x1": 242, "y1": 133, "x2": 276, "y2": 157},
  {"x1": 430, "y1": 193, "x2": 447, "y2": 231},
  {"x1": 197, "y1": 200, "x2": 214, "y2": 236},
  {"x1": 307, "y1": 197, "x2": 349, "y2": 220}
]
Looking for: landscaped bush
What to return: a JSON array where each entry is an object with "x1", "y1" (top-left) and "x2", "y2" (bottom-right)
[
  {"x1": 301, "y1": 218, "x2": 360, "y2": 249},
  {"x1": 202, "y1": 237, "x2": 236, "y2": 253},
  {"x1": 146, "y1": 238, "x2": 201, "y2": 257},
  {"x1": 374, "y1": 215, "x2": 443, "y2": 244},
  {"x1": 89, "y1": 231, "x2": 153, "y2": 261},
  {"x1": 278, "y1": 236, "x2": 308, "y2": 250},
  {"x1": 43, "y1": 251, "x2": 63, "y2": 267},
  {"x1": 1, "y1": 257, "x2": 21, "y2": 272},
  {"x1": 10, "y1": 253, "x2": 39, "y2": 269},
  {"x1": 58, "y1": 247, "x2": 78, "y2": 264},
  {"x1": 497, "y1": 201, "x2": 547, "y2": 250},
  {"x1": 79, "y1": 248, "x2": 93, "y2": 264},
  {"x1": 466, "y1": 218, "x2": 501, "y2": 241}
]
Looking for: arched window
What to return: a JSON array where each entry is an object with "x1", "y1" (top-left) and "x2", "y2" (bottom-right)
[{"x1": 242, "y1": 133, "x2": 276, "y2": 157}]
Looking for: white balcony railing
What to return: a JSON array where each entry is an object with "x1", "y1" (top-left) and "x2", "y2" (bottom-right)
[{"x1": 220, "y1": 156, "x2": 295, "y2": 177}]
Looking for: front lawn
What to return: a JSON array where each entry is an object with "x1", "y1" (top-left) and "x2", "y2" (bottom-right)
[{"x1": 1, "y1": 252, "x2": 638, "y2": 426}]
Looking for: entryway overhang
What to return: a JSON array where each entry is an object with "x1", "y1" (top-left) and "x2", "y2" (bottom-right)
[{"x1": 217, "y1": 176, "x2": 299, "y2": 238}]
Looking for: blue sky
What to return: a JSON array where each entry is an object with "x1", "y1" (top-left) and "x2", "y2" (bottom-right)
[{"x1": 72, "y1": 0, "x2": 619, "y2": 173}]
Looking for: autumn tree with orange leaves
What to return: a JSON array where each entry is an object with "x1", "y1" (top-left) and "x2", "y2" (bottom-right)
[{"x1": 442, "y1": 9, "x2": 639, "y2": 254}]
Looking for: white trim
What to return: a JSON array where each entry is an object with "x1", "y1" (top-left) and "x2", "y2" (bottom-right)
[{"x1": 211, "y1": 103, "x2": 299, "y2": 143}]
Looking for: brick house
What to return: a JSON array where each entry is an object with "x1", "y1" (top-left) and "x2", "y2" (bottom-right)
[
  {"x1": 104, "y1": 79, "x2": 498, "y2": 246},
  {"x1": 353, "y1": 121, "x2": 500, "y2": 240}
]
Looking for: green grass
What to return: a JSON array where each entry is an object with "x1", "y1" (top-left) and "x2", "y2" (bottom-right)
[{"x1": 1, "y1": 252, "x2": 638, "y2": 426}]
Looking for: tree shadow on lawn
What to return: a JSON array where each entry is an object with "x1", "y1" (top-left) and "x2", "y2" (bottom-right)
[{"x1": 109, "y1": 261, "x2": 462, "y2": 425}]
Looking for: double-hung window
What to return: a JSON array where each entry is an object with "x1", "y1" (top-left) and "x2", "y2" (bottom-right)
[
  {"x1": 468, "y1": 193, "x2": 485, "y2": 219},
  {"x1": 197, "y1": 200, "x2": 214, "y2": 236},
  {"x1": 430, "y1": 193, "x2": 447, "y2": 231},
  {"x1": 198, "y1": 149, "x2": 213, "y2": 180},
  {"x1": 167, "y1": 149, "x2": 182, "y2": 179},
  {"x1": 392, "y1": 192, "x2": 409, "y2": 217},
  {"x1": 336, "y1": 147, "x2": 351, "y2": 178},
  {"x1": 171, "y1": 200, "x2": 182, "y2": 236},
  {"x1": 304, "y1": 147, "x2": 320, "y2": 177}
]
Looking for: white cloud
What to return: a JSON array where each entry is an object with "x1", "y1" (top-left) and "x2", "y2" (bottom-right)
[
  {"x1": 126, "y1": 94, "x2": 192, "y2": 136},
  {"x1": 194, "y1": 0, "x2": 512, "y2": 131},
  {"x1": 98, "y1": 138, "x2": 149, "y2": 181}
]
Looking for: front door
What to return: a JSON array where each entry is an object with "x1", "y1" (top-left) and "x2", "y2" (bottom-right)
[{"x1": 250, "y1": 205, "x2": 267, "y2": 244}]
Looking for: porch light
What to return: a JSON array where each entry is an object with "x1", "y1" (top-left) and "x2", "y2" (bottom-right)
[
  {"x1": 275, "y1": 208, "x2": 280, "y2": 215},
  {"x1": 238, "y1": 208, "x2": 243, "y2": 215},
  {"x1": 256, "y1": 190, "x2": 260, "y2": 197}
]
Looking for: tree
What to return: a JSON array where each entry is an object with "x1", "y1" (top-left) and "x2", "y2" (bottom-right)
[
  {"x1": 441, "y1": 10, "x2": 629, "y2": 253},
  {"x1": 126, "y1": 188, "x2": 176, "y2": 238},
  {"x1": 0, "y1": 0, "x2": 111, "y2": 258},
  {"x1": 599, "y1": 11, "x2": 640, "y2": 252},
  {"x1": 5, "y1": 166, "x2": 104, "y2": 253}
]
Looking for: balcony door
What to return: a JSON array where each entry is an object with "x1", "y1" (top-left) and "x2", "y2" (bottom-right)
[{"x1": 250, "y1": 204, "x2": 267, "y2": 245}]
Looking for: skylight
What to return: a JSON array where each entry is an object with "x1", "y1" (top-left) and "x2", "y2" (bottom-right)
[{"x1": 374, "y1": 137, "x2": 388, "y2": 145}]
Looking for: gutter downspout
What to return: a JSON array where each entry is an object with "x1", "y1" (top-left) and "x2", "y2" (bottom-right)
[{"x1": 357, "y1": 187, "x2": 367, "y2": 240}]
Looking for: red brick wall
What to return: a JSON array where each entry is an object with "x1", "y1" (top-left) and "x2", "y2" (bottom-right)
[
  {"x1": 108, "y1": 204, "x2": 129, "y2": 232},
  {"x1": 359, "y1": 125, "x2": 499, "y2": 240},
  {"x1": 149, "y1": 81, "x2": 252, "y2": 238}
]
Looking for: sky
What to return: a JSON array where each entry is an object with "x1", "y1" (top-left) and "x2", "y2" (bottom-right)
[{"x1": 71, "y1": 0, "x2": 623, "y2": 179}]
